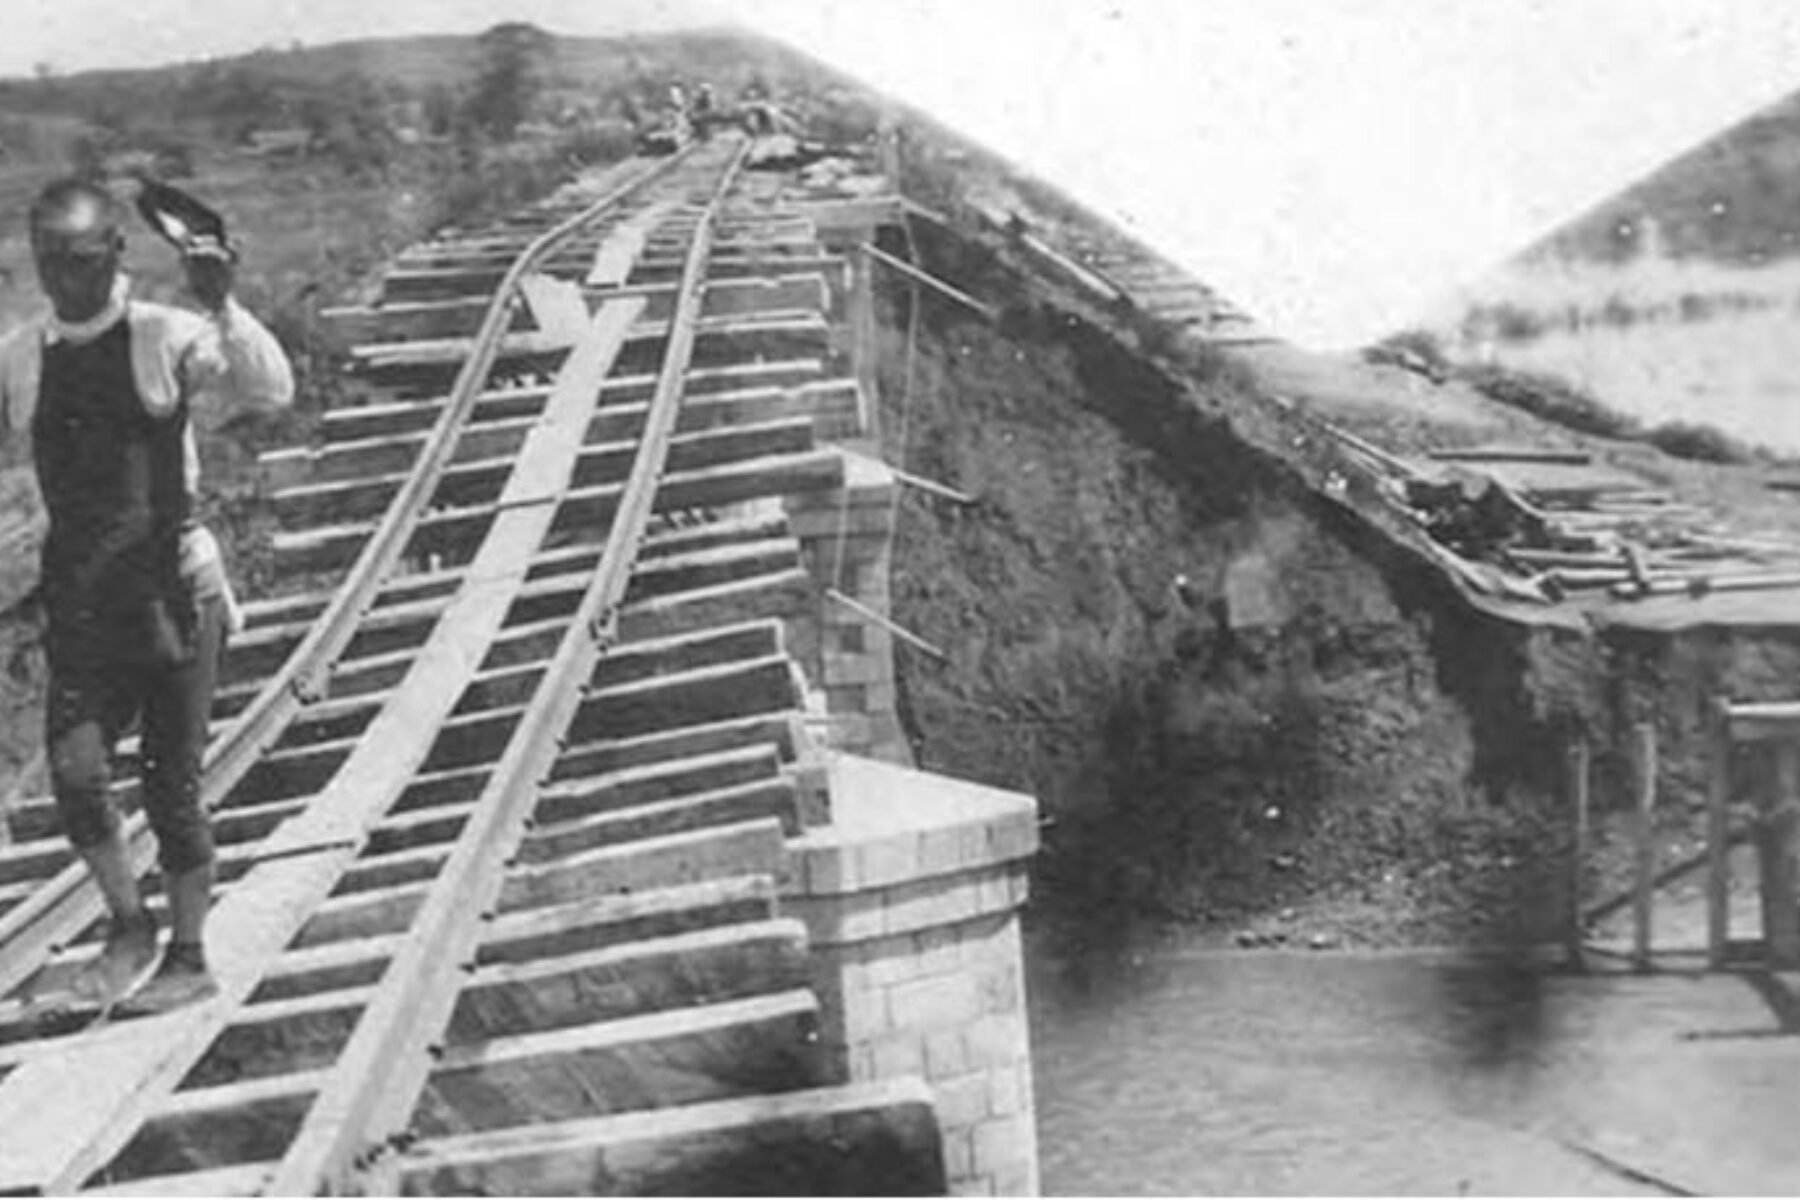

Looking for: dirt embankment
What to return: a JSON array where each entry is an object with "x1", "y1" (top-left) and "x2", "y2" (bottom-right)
[
  {"x1": 857, "y1": 217, "x2": 1800, "y2": 970},
  {"x1": 864, "y1": 226, "x2": 1619, "y2": 956}
]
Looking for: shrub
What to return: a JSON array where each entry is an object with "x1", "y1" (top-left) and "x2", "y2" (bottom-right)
[
  {"x1": 1643, "y1": 420, "x2": 1756, "y2": 464},
  {"x1": 1364, "y1": 327, "x2": 1451, "y2": 380},
  {"x1": 1454, "y1": 362, "x2": 1639, "y2": 439},
  {"x1": 1489, "y1": 303, "x2": 1548, "y2": 342}
]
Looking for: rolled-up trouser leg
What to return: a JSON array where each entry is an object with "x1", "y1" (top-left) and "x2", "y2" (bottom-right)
[
  {"x1": 48, "y1": 712, "x2": 121, "y2": 851},
  {"x1": 138, "y1": 595, "x2": 226, "y2": 875}
]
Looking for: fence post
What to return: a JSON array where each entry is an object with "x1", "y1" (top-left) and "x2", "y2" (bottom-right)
[
  {"x1": 1763, "y1": 741, "x2": 1800, "y2": 968},
  {"x1": 1632, "y1": 722, "x2": 1657, "y2": 972},
  {"x1": 1707, "y1": 697, "x2": 1732, "y2": 969},
  {"x1": 1566, "y1": 736, "x2": 1590, "y2": 969}
]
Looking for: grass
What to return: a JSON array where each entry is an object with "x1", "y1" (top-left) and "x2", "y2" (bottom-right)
[
  {"x1": 1452, "y1": 361, "x2": 1638, "y2": 440},
  {"x1": 1366, "y1": 317, "x2": 1770, "y2": 466}
]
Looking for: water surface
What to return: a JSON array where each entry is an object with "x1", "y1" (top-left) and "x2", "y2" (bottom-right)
[{"x1": 1027, "y1": 928, "x2": 1800, "y2": 1195}]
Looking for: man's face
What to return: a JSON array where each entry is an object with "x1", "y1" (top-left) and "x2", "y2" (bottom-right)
[{"x1": 31, "y1": 193, "x2": 122, "y2": 323}]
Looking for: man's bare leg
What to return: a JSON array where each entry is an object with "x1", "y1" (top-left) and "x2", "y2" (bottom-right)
[
  {"x1": 70, "y1": 828, "x2": 158, "y2": 1006},
  {"x1": 118, "y1": 599, "x2": 226, "y2": 1016},
  {"x1": 121, "y1": 862, "x2": 218, "y2": 1014}
]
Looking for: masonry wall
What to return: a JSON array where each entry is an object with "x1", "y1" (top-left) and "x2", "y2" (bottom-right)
[
  {"x1": 778, "y1": 211, "x2": 1042, "y2": 1195},
  {"x1": 783, "y1": 754, "x2": 1040, "y2": 1196},
  {"x1": 788, "y1": 452, "x2": 913, "y2": 765}
]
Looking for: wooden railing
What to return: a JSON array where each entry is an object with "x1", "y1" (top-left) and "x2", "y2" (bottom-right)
[{"x1": 1708, "y1": 697, "x2": 1800, "y2": 968}]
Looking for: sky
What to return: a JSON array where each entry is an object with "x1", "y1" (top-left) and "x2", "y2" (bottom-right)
[{"x1": 7, "y1": 0, "x2": 1800, "y2": 347}]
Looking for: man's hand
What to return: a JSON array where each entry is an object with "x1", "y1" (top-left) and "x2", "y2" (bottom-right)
[{"x1": 182, "y1": 242, "x2": 235, "y2": 313}]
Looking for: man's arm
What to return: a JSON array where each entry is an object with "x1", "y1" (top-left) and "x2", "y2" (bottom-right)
[
  {"x1": 180, "y1": 249, "x2": 295, "y2": 412},
  {"x1": 0, "y1": 327, "x2": 35, "y2": 443},
  {"x1": 198, "y1": 297, "x2": 296, "y2": 410}
]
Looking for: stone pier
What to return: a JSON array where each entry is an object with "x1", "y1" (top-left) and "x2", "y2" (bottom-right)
[{"x1": 782, "y1": 753, "x2": 1040, "y2": 1196}]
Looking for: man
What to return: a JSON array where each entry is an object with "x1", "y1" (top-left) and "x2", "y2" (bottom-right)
[{"x1": 0, "y1": 177, "x2": 293, "y2": 1014}]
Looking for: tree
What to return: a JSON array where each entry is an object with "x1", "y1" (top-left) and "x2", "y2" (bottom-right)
[
  {"x1": 422, "y1": 84, "x2": 460, "y2": 138},
  {"x1": 465, "y1": 22, "x2": 552, "y2": 140},
  {"x1": 298, "y1": 72, "x2": 396, "y2": 176}
]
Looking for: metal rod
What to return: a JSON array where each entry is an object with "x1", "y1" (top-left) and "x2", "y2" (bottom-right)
[
  {"x1": 865, "y1": 241, "x2": 997, "y2": 321},
  {"x1": 890, "y1": 465, "x2": 975, "y2": 505},
  {"x1": 827, "y1": 587, "x2": 947, "y2": 660}
]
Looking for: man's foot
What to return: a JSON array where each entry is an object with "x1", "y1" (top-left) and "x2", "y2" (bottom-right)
[
  {"x1": 116, "y1": 940, "x2": 217, "y2": 1017},
  {"x1": 69, "y1": 911, "x2": 158, "y2": 1008}
]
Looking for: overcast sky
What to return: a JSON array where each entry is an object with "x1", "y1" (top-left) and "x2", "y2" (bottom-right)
[{"x1": 7, "y1": 0, "x2": 1800, "y2": 346}]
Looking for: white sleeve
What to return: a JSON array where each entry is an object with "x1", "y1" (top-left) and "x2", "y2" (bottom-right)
[
  {"x1": 183, "y1": 299, "x2": 295, "y2": 411},
  {"x1": 0, "y1": 328, "x2": 39, "y2": 441}
]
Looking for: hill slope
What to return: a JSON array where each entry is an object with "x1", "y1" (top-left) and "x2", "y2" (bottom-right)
[{"x1": 1520, "y1": 83, "x2": 1800, "y2": 267}]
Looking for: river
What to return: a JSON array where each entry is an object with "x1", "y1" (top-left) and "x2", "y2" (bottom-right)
[{"x1": 1025, "y1": 924, "x2": 1800, "y2": 1195}]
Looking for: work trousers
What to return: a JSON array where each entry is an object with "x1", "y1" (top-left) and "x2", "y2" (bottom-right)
[{"x1": 46, "y1": 592, "x2": 226, "y2": 875}]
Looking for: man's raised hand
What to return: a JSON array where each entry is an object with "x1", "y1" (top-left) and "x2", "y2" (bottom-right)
[{"x1": 183, "y1": 242, "x2": 235, "y2": 313}]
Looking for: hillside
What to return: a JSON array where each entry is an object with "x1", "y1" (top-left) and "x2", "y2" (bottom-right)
[
  {"x1": 1520, "y1": 83, "x2": 1800, "y2": 267},
  {"x1": 0, "y1": 26, "x2": 816, "y2": 143},
  {"x1": 1408, "y1": 73, "x2": 1800, "y2": 462}
]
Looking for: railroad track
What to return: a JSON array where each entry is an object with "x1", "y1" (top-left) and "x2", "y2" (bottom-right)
[{"x1": 0, "y1": 133, "x2": 931, "y2": 1194}]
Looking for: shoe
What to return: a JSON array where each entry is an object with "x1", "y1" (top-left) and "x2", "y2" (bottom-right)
[
  {"x1": 70, "y1": 912, "x2": 158, "y2": 1008},
  {"x1": 116, "y1": 941, "x2": 218, "y2": 1017}
]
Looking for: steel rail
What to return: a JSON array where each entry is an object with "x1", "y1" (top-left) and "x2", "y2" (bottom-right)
[
  {"x1": 267, "y1": 139, "x2": 750, "y2": 1197},
  {"x1": 0, "y1": 147, "x2": 699, "y2": 998}
]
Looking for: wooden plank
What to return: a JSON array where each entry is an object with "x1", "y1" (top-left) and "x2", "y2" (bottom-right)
[
  {"x1": 84, "y1": 1162, "x2": 274, "y2": 1196},
  {"x1": 1610, "y1": 571, "x2": 1800, "y2": 601},
  {"x1": 1708, "y1": 698, "x2": 1733, "y2": 968},
  {"x1": 460, "y1": 917, "x2": 808, "y2": 1027},
  {"x1": 286, "y1": 375, "x2": 855, "y2": 493},
  {"x1": 1428, "y1": 446, "x2": 1594, "y2": 465},
  {"x1": 589, "y1": 201, "x2": 672, "y2": 286},
  {"x1": 1763, "y1": 741, "x2": 1800, "y2": 968},
  {"x1": 1632, "y1": 722, "x2": 1657, "y2": 971},
  {"x1": 498, "y1": 819, "x2": 787, "y2": 915},
  {"x1": 258, "y1": 873, "x2": 771, "y2": 1013},
  {"x1": 416, "y1": 989, "x2": 821, "y2": 1134},
  {"x1": 549, "y1": 714, "x2": 798, "y2": 785},
  {"x1": 434, "y1": 986, "x2": 816, "y2": 1078},
  {"x1": 535, "y1": 744, "x2": 781, "y2": 826},
  {"x1": 271, "y1": 415, "x2": 816, "y2": 527},
  {"x1": 1728, "y1": 702, "x2": 1800, "y2": 742},
  {"x1": 324, "y1": 359, "x2": 823, "y2": 445},
  {"x1": 394, "y1": 1079, "x2": 942, "y2": 1197},
  {"x1": 273, "y1": 445, "x2": 843, "y2": 576},
  {"x1": 181, "y1": 913, "x2": 810, "y2": 1101},
  {"x1": 350, "y1": 327, "x2": 575, "y2": 369},
  {"x1": 1567, "y1": 737, "x2": 1590, "y2": 968},
  {"x1": 349, "y1": 308, "x2": 826, "y2": 378},
  {"x1": 480, "y1": 874, "x2": 775, "y2": 967},
  {"x1": 231, "y1": 513, "x2": 792, "y2": 668},
  {"x1": 517, "y1": 272, "x2": 590, "y2": 342},
  {"x1": 319, "y1": 385, "x2": 547, "y2": 444},
  {"x1": 519, "y1": 777, "x2": 799, "y2": 863}
]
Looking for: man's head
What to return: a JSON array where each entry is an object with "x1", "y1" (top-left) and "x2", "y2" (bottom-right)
[{"x1": 30, "y1": 177, "x2": 125, "y2": 323}]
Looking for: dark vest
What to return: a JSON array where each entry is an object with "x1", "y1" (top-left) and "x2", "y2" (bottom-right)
[{"x1": 32, "y1": 318, "x2": 189, "y2": 633}]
